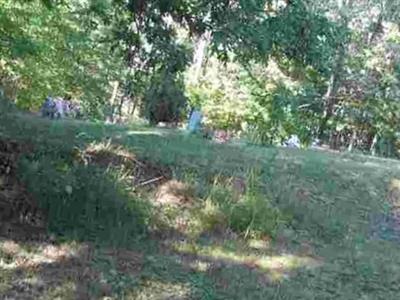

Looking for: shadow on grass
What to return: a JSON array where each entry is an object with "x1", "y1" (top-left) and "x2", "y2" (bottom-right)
[
  {"x1": 2, "y1": 228, "x2": 400, "y2": 299},
  {"x1": 0, "y1": 239, "x2": 94, "y2": 299},
  {"x1": 0, "y1": 219, "x2": 325, "y2": 300}
]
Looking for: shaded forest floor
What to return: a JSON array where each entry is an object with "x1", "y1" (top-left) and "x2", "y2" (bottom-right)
[{"x1": 1, "y1": 108, "x2": 400, "y2": 299}]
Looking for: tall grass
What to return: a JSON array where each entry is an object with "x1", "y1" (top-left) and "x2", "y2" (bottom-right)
[
  {"x1": 19, "y1": 157, "x2": 149, "y2": 246},
  {"x1": 198, "y1": 169, "x2": 283, "y2": 239}
]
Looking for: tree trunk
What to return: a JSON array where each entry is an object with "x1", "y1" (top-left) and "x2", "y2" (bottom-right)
[
  {"x1": 191, "y1": 31, "x2": 211, "y2": 83},
  {"x1": 130, "y1": 97, "x2": 138, "y2": 116},
  {"x1": 117, "y1": 96, "x2": 125, "y2": 120},
  {"x1": 108, "y1": 81, "x2": 120, "y2": 122},
  {"x1": 319, "y1": 0, "x2": 353, "y2": 140},
  {"x1": 318, "y1": 49, "x2": 344, "y2": 139},
  {"x1": 369, "y1": 14, "x2": 383, "y2": 44},
  {"x1": 370, "y1": 133, "x2": 378, "y2": 156},
  {"x1": 348, "y1": 130, "x2": 357, "y2": 152}
]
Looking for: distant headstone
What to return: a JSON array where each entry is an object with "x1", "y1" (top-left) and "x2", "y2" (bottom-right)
[{"x1": 187, "y1": 109, "x2": 203, "y2": 134}]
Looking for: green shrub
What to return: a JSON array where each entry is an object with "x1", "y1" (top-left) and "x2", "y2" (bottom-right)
[
  {"x1": 144, "y1": 75, "x2": 188, "y2": 124},
  {"x1": 206, "y1": 171, "x2": 283, "y2": 239},
  {"x1": 228, "y1": 190, "x2": 281, "y2": 239},
  {"x1": 195, "y1": 200, "x2": 227, "y2": 234}
]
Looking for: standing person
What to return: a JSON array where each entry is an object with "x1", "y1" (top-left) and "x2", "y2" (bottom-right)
[
  {"x1": 68, "y1": 101, "x2": 82, "y2": 119},
  {"x1": 62, "y1": 95, "x2": 72, "y2": 117},
  {"x1": 41, "y1": 96, "x2": 55, "y2": 119},
  {"x1": 54, "y1": 97, "x2": 64, "y2": 119}
]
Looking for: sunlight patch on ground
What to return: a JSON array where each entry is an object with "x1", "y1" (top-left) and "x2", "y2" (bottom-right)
[
  {"x1": 363, "y1": 160, "x2": 400, "y2": 170},
  {"x1": 0, "y1": 240, "x2": 83, "y2": 270},
  {"x1": 187, "y1": 260, "x2": 212, "y2": 272},
  {"x1": 248, "y1": 238, "x2": 271, "y2": 250},
  {"x1": 174, "y1": 242, "x2": 322, "y2": 282},
  {"x1": 126, "y1": 130, "x2": 164, "y2": 136},
  {"x1": 0, "y1": 240, "x2": 87, "y2": 299},
  {"x1": 84, "y1": 139, "x2": 136, "y2": 160},
  {"x1": 43, "y1": 281, "x2": 76, "y2": 299},
  {"x1": 126, "y1": 279, "x2": 192, "y2": 300}
]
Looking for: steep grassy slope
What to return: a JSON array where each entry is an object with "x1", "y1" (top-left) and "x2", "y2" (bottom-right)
[{"x1": 1, "y1": 108, "x2": 400, "y2": 299}]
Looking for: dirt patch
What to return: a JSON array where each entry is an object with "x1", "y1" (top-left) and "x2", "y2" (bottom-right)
[
  {"x1": 0, "y1": 139, "x2": 46, "y2": 241},
  {"x1": 154, "y1": 180, "x2": 194, "y2": 206},
  {"x1": 73, "y1": 141, "x2": 172, "y2": 189},
  {"x1": 99, "y1": 248, "x2": 143, "y2": 275}
]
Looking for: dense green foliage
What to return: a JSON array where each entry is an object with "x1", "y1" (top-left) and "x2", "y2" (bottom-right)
[
  {"x1": 0, "y1": 1, "x2": 124, "y2": 117},
  {"x1": 1, "y1": 0, "x2": 400, "y2": 155}
]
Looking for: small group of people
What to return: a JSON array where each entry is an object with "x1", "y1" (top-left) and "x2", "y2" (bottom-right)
[{"x1": 40, "y1": 96, "x2": 81, "y2": 119}]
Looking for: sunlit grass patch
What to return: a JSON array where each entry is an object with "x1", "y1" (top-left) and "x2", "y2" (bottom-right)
[
  {"x1": 0, "y1": 239, "x2": 94, "y2": 299},
  {"x1": 42, "y1": 281, "x2": 76, "y2": 300},
  {"x1": 0, "y1": 239, "x2": 87, "y2": 269},
  {"x1": 125, "y1": 280, "x2": 192, "y2": 300},
  {"x1": 173, "y1": 241, "x2": 322, "y2": 282}
]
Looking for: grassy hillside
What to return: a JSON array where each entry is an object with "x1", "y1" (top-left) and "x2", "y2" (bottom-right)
[{"x1": 1, "y1": 108, "x2": 400, "y2": 299}]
